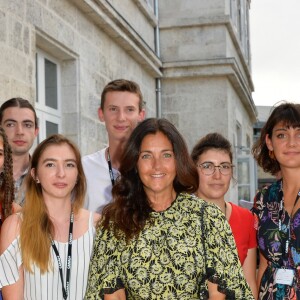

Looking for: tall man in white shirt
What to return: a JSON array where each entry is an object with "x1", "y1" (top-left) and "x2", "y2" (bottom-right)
[
  {"x1": 0, "y1": 98, "x2": 39, "y2": 206},
  {"x1": 82, "y1": 79, "x2": 145, "y2": 213}
]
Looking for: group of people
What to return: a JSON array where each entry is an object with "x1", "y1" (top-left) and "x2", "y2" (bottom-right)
[{"x1": 0, "y1": 79, "x2": 299, "y2": 300}]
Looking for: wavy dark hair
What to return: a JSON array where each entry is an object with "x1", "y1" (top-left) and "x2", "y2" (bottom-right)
[
  {"x1": 101, "y1": 118, "x2": 198, "y2": 241},
  {"x1": 0, "y1": 126, "x2": 14, "y2": 221},
  {"x1": 252, "y1": 102, "x2": 300, "y2": 175}
]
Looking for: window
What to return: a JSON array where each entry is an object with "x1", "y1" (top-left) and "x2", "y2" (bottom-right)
[
  {"x1": 237, "y1": 157, "x2": 251, "y2": 201},
  {"x1": 144, "y1": 0, "x2": 154, "y2": 9},
  {"x1": 235, "y1": 123, "x2": 256, "y2": 202},
  {"x1": 35, "y1": 50, "x2": 61, "y2": 143},
  {"x1": 237, "y1": 0, "x2": 242, "y2": 40}
]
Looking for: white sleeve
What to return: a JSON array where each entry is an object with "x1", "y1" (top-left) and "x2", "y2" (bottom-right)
[{"x1": 0, "y1": 237, "x2": 22, "y2": 287}]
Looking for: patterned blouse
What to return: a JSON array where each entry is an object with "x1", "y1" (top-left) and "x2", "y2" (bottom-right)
[
  {"x1": 85, "y1": 192, "x2": 253, "y2": 299},
  {"x1": 252, "y1": 179, "x2": 300, "y2": 299}
]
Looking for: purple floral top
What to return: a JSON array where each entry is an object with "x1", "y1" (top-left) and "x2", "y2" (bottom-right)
[{"x1": 252, "y1": 179, "x2": 300, "y2": 299}]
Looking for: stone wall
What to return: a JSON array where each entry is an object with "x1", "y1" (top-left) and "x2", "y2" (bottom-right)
[{"x1": 0, "y1": 0, "x2": 160, "y2": 154}]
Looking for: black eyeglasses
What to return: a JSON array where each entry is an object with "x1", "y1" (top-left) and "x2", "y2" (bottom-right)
[{"x1": 196, "y1": 162, "x2": 234, "y2": 175}]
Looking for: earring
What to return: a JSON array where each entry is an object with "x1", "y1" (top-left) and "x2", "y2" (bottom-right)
[
  {"x1": 36, "y1": 178, "x2": 40, "y2": 183},
  {"x1": 269, "y1": 150, "x2": 276, "y2": 160}
]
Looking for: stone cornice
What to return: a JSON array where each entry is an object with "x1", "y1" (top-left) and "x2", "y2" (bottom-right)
[
  {"x1": 162, "y1": 58, "x2": 257, "y2": 121},
  {"x1": 159, "y1": 14, "x2": 254, "y2": 92},
  {"x1": 72, "y1": 0, "x2": 162, "y2": 77}
]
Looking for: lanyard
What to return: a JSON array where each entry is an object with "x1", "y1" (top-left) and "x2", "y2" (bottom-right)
[
  {"x1": 279, "y1": 191, "x2": 300, "y2": 261},
  {"x1": 107, "y1": 148, "x2": 115, "y2": 186},
  {"x1": 51, "y1": 212, "x2": 74, "y2": 300}
]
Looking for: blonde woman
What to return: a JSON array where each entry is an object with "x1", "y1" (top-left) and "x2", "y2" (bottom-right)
[{"x1": 0, "y1": 134, "x2": 100, "y2": 300}]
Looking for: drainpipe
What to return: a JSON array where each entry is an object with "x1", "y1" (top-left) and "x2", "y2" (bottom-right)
[{"x1": 154, "y1": 0, "x2": 162, "y2": 118}]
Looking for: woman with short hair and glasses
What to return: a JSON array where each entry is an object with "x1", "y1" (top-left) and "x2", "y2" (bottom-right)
[{"x1": 191, "y1": 132, "x2": 258, "y2": 299}]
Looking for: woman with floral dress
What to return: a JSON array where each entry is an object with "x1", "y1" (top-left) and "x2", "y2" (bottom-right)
[{"x1": 252, "y1": 102, "x2": 300, "y2": 299}]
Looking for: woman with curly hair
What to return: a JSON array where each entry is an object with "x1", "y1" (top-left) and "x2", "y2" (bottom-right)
[
  {"x1": 0, "y1": 126, "x2": 16, "y2": 300},
  {"x1": 0, "y1": 126, "x2": 15, "y2": 228},
  {"x1": 85, "y1": 118, "x2": 253, "y2": 299}
]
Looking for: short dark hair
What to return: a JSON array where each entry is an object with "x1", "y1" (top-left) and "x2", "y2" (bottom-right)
[
  {"x1": 252, "y1": 102, "x2": 300, "y2": 175},
  {"x1": 101, "y1": 118, "x2": 198, "y2": 240},
  {"x1": 191, "y1": 132, "x2": 233, "y2": 163},
  {"x1": 100, "y1": 79, "x2": 143, "y2": 111},
  {"x1": 0, "y1": 98, "x2": 38, "y2": 128}
]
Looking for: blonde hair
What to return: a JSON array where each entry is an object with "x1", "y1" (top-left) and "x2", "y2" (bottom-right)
[{"x1": 20, "y1": 134, "x2": 86, "y2": 273}]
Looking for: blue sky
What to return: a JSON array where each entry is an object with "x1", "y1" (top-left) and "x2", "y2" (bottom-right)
[{"x1": 250, "y1": 0, "x2": 300, "y2": 106}]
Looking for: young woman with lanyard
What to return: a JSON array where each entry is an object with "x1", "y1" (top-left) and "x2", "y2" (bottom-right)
[
  {"x1": 0, "y1": 134, "x2": 100, "y2": 300},
  {"x1": 252, "y1": 102, "x2": 300, "y2": 299}
]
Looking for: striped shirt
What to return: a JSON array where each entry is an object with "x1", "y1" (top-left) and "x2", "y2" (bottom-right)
[{"x1": 0, "y1": 212, "x2": 96, "y2": 300}]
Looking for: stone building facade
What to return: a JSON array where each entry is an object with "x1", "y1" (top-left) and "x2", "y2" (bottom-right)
[{"x1": 0, "y1": 0, "x2": 256, "y2": 203}]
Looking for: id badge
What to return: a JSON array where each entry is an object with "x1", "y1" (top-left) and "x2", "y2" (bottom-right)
[{"x1": 275, "y1": 268, "x2": 295, "y2": 286}]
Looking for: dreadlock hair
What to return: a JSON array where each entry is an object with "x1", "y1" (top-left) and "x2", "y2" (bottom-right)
[{"x1": 0, "y1": 126, "x2": 14, "y2": 222}]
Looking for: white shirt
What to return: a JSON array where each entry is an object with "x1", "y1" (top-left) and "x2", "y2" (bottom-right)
[
  {"x1": 0, "y1": 212, "x2": 96, "y2": 300},
  {"x1": 82, "y1": 148, "x2": 119, "y2": 213}
]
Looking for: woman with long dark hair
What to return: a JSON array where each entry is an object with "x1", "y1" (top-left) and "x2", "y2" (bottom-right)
[{"x1": 85, "y1": 118, "x2": 253, "y2": 299}]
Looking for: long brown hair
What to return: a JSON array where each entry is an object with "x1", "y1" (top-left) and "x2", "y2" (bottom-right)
[
  {"x1": 20, "y1": 134, "x2": 86, "y2": 273},
  {"x1": 101, "y1": 118, "x2": 198, "y2": 241},
  {"x1": 0, "y1": 126, "x2": 14, "y2": 221}
]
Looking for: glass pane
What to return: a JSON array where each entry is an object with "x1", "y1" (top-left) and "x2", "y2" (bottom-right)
[
  {"x1": 46, "y1": 121, "x2": 58, "y2": 137},
  {"x1": 238, "y1": 186, "x2": 250, "y2": 201},
  {"x1": 45, "y1": 58, "x2": 58, "y2": 109},
  {"x1": 237, "y1": 160, "x2": 250, "y2": 184}
]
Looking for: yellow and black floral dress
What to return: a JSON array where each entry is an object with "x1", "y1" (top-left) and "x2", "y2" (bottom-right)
[{"x1": 85, "y1": 192, "x2": 253, "y2": 300}]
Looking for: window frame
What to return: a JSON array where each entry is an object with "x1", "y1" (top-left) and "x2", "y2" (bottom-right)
[{"x1": 35, "y1": 49, "x2": 61, "y2": 142}]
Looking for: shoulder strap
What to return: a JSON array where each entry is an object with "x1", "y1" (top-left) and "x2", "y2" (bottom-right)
[{"x1": 89, "y1": 211, "x2": 94, "y2": 228}]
